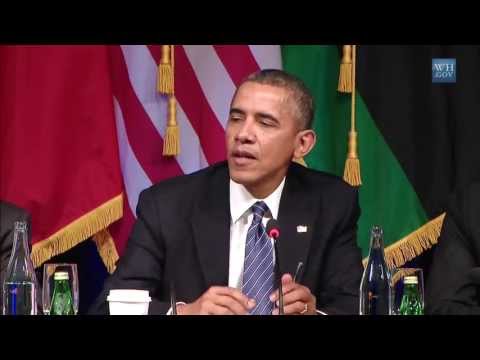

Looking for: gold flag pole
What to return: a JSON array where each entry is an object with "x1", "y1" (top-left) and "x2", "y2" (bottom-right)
[
  {"x1": 158, "y1": 45, "x2": 180, "y2": 156},
  {"x1": 341, "y1": 45, "x2": 362, "y2": 186}
]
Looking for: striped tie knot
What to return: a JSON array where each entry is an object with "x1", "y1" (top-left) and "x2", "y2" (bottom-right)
[{"x1": 251, "y1": 201, "x2": 269, "y2": 220}]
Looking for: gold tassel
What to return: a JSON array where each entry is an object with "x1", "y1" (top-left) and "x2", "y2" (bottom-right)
[
  {"x1": 343, "y1": 130, "x2": 362, "y2": 186},
  {"x1": 157, "y1": 45, "x2": 174, "y2": 95},
  {"x1": 338, "y1": 45, "x2": 353, "y2": 93},
  {"x1": 163, "y1": 96, "x2": 180, "y2": 156},
  {"x1": 343, "y1": 45, "x2": 362, "y2": 186},
  {"x1": 93, "y1": 229, "x2": 119, "y2": 274},
  {"x1": 362, "y1": 213, "x2": 446, "y2": 270},
  {"x1": 31, "y1": 194, "x2": 123, "y2": 268}
]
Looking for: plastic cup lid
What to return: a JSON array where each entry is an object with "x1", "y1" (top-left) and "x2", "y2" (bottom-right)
[{"x1": 107, "y1": 289, "x2": 151, "y2": 303}]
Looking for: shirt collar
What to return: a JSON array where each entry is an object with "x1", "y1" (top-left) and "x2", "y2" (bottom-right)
[{"x1": 229, "y1": 177, "x2": 286, "y2": 223}]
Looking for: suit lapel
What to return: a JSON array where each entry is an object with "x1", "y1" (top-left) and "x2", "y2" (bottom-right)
[
  {"x1": 190, "y1": 162, "x2": 317, "y2": 288},
  {"x1": 191, "y1": 164, "x2": 230, "y2": 288},
  {"x1": 277, "y1": 164, "x2": 317, "y2": 280}
]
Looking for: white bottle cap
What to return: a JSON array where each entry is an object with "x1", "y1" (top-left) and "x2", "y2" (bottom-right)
[
  {"x1": 54, "y1": 271, "x2": 69, "y2": 280},
  {"x1": 404, "y1": 275, "x2": 418, "y2": 284}
]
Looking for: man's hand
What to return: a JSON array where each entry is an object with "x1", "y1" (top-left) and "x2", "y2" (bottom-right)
[
  {"x1": 269, "y1": 274, "x2": 316, "y2": 315},
  {"x1": 177, "y1": 286, "x2": 256, "y2": 315}
]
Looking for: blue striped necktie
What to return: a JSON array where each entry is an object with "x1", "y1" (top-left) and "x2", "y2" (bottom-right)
[{"x1": 242, "y1": 201, "x2": 274, "y2": 315}]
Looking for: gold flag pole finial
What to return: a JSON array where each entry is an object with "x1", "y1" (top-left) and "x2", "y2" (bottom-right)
[{"x1": 342, "y1": 45, "x2": 362, "y2": 186}]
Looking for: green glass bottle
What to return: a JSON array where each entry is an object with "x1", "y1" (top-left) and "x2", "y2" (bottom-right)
[
  {"x1": 50, "y1": 271, "x2": 74, "y2": 315},
  {"x1": 398, "y1": 275, "x2": 424, "y2": 315}
]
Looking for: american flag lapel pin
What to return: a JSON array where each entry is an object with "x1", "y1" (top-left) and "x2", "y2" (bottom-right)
[{"x1": 297, "y1": 225, "x2": 308, "y2": 233}]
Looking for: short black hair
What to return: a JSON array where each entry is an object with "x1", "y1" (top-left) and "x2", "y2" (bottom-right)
[{"x1": 238, "y1": 69, "x2": 315, "y2": 130}]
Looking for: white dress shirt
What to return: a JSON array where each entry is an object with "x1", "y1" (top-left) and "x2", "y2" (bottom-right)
[{"x1": 167, "y1": 178, "x2": 285, "y2": 314}]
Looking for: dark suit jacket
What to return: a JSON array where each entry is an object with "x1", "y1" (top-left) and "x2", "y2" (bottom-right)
[
  {"x1": 426, "y1": 182, "x2": 480, "y2": 314},
  {"x1": 0, "y1": 201, "x2": 30, "y2": 308},
  {"x1": 90, "y1": 161, "x2": 363, "y2": 315}
]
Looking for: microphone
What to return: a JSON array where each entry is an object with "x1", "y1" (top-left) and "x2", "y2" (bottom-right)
[{"x1": 266, "y1": 219, "x2": 284, "y2": 315}]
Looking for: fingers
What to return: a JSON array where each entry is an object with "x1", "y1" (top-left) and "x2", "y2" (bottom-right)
[
  {"x1": 210, "y1": 286, "x2": 256, "y2": 310},
  {"x1": 272, "y1": 301, "x2": 305, "y2": 315},
  {"x1": 282, "y1": 286, "x2": 311, "y2": 306},
  {"x1": 191, "y1": 283, "x2": 312, "y2": 315},
  {"x1": 271, "y1": 287, "x2": 311, "y2": 315},
  {"x1": 202, "y1": 286, "x2": 256, "y2": 315},
  {"x1": 202, "y1": 303, "x2": 235, "y2": 315},
  {"x1": 214, "y1": 294, "x2": 253, "y2": 315},
  {"x1": 269, "y1": 273, "x2": 295, "y2": 302},
  {"x1": 268, "y1": 273, "x2": 315, "y2": 315}
]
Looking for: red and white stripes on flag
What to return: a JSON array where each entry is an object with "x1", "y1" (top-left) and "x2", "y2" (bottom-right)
[{"x1": 108, "y1": 45, "x2": 282, "y2": 259}]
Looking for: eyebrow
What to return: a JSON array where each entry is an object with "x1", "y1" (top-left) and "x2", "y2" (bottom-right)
[{"x1": 229, "y1": 108, "x2": 245, "y2": 116}]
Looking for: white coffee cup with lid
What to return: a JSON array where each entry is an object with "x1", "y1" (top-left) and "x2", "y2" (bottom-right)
[{"x1": 107, "y1": 289, "x2": 151, "y2": 315}]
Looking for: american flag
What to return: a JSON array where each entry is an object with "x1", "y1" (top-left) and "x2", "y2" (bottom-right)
[{"x1": 107, "y1": 45, "x2": 282, "y2": 260}]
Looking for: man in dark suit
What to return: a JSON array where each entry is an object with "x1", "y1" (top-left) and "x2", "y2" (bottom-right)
[
  {"x1": 90, "y1": 69, "x2": 363, "y2": 315},
  {"x1": 426, "y1": 182, "x2": 480, "y2": 314},
  {"x1": 0, "y1": 200, "x2": 30, "y2": 309}
]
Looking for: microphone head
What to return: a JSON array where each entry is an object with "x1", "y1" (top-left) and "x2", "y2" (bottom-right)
[{"x1": 266, "y1": 219, "x2": 280, "y2": 240}]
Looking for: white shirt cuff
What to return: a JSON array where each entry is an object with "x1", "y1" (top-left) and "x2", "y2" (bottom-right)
[{"x1": 166, "y1": 302, "x2": 186, "y2": 315}]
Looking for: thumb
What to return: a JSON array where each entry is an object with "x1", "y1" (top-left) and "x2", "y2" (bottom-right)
[{"x1": 281, "y1": 273, "x2": 293, "y2": 285}]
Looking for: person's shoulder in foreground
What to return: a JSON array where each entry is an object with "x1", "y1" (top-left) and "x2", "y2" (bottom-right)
[{"x1": 426, "y1": 181, "x2": 480, "y2": 314}]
